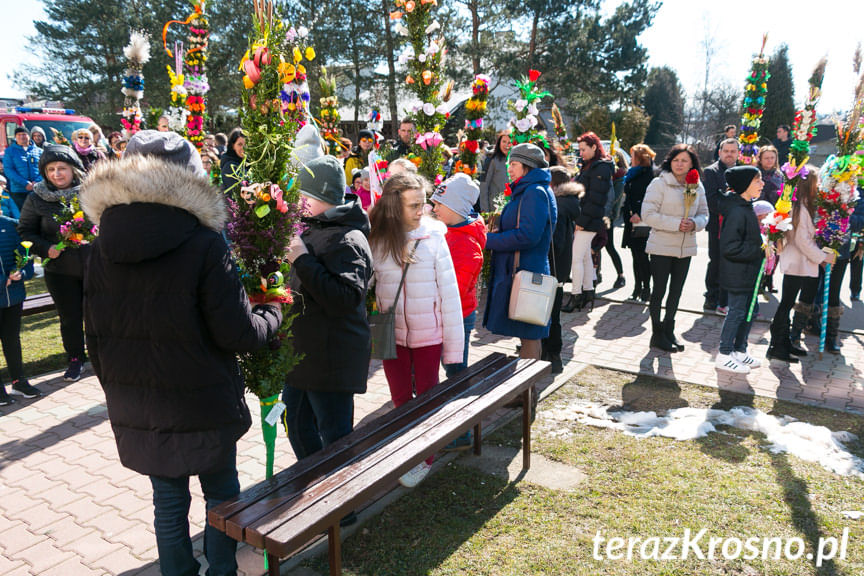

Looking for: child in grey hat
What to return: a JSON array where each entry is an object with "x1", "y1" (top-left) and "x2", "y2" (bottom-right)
[{"x1": 431, "y1": 173, "x2": 487, "y2": 450}]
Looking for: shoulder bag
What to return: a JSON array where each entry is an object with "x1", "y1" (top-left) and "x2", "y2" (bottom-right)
[
  {"x1": 508, "y1": 196, "x2": 557, "y2": 326},
  {"x1": 370, "y1": 239, "x2": 421, "y2": 360}
]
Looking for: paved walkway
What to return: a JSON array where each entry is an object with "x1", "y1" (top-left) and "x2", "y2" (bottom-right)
[{"x1": 1, "y1": 269, "x2": 862, "y2": 574}]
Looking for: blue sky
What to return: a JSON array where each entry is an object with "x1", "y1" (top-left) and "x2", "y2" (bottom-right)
[{"x1": 2, "y1": 0, "x2": 861, "y2": 115}]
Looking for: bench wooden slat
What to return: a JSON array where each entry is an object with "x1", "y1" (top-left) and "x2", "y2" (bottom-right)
[
  {"x1": 22, "y1": 293, "x2": 55, "y2": 315},
  {"x1": 210, "y1": 353, "x2": 510, "y2": 535},
  {"x1": 256, "y1": 359, "x2": 548, "y2": 555}
]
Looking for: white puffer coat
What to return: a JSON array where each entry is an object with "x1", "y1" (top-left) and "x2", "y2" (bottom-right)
[
  {"x1": 373, "y1": 217, "x2": 464, "y2": 364},
  {"x1": 643, "y1": 171, "x2": 709, "y2": 258}
]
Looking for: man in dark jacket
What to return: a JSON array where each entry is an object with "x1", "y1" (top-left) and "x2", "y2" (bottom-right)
[
  {"x1": 281, "y1": 154, "x2": 373, "y2": 461},
  {"x1": 2, "y1": 127, "x2": 42, "y2": 210},
  {"x1": 702, "y1": 138, "x2": 739, "y2": 312},
  {"x1": 82, "y1": 130, "x2": 282, "y2": 576},
  {"x1": 715, "y1": 165, "x2": 764, "y2": 374},
  {"x1": 388, "y1": 118, "x2": 416, "y2": 160},
  {"x1": 773, "y1": 124, "x2": 791, "y2": 165}
]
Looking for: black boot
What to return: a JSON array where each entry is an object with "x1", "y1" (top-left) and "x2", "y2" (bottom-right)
[
  {"x1": 767, "y1": 321, "x2": 799, "y2": 363},
  {"x1": 825, "y1": 307, "x2": 843, "y2": 354},
  {"x1": 639, "y1": 286, "x2": 651, "y2": 303},
  {"x1": 582, "y1": 290, "x2": 595, "y2": 312},
  {"x1": 790, "y1": 303, "x2": 811, "y2": 353},
  {"x1": 663, "y1": 317, "x2": 684, "y2": 352},
  {"x1": 549, "y1": 353, "x2": 563, "y2": 374},
  {"x1": 561, "y1": 293, "x2": 579, "y2": 313},
  {"x1": 650, "y1": 319, "x2": 677, "y2": 352}
]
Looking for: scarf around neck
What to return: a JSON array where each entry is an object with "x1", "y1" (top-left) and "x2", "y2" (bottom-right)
[
  {"x1": 74, "y1": 142, "x2": 95, "y2": 156},
  {"x1": 33, "y1": 180, "x2": 81, "y2": 203}
]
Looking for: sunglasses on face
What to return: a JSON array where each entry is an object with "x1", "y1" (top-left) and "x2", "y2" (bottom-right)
[
  {"x1": 77, "y1": 135, "x2": 91, "y2": 140},
  {"x1": 360, "y1": 138, "x2": 373, "y2": 143}
]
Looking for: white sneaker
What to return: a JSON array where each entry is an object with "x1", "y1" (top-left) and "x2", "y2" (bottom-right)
[
  {"x1": 715, "y1": 353, "x2": 750, "y2": 374},
  {"x1": 398, "y1": 462, "x2": 431, "y2": 488},
  {"x1": 732, "y1": 351, "x2": 761, "y2": 369}
]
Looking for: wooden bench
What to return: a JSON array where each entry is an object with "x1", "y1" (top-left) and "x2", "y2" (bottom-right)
[
  {"x1": 22, "y1": 292, "x2": 55, "y2": 316},
  {"x1": 208, "y1": 352, "x2": 550, "y2": 576}
]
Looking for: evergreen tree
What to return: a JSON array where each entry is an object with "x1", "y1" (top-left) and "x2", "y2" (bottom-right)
[
  {"x1": 643, "y1": 66, "x2": 684, "y2": 145},
  {"x1": 760, "y1": 44, "x2": 795, "y2": 141},
  {"x1": 18, "y1": 0, "x2": 188, "y2": 129}
]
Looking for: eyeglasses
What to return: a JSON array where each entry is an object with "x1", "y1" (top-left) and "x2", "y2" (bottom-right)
[{"x1": 77, "y1": 135, "x2": 91, "y2": 141}]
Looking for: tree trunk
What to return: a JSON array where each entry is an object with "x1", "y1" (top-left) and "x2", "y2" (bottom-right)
[
  {"x1": 471, "y1": 0, "x2": 480, "y2": 75},
  {"x1": 351, "y1": 9, "x2": 361, "y2": 123},
  {"x1": 528, "y1": 10, "x2": 539, "y2": 69},
  {"x1": 382, "y1": 0, "x2": 398, "y2": 138}
]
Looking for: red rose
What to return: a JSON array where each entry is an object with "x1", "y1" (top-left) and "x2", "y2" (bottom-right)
[
  {"x1": 528, "y1": 69, "x2": 541, "y2": 82},
  {"x1": 685, "y1": 169, "x2": 700, "y2": 185},
  {"x1": 463, "y1": 140, "x2": 479, "y2": 153}
]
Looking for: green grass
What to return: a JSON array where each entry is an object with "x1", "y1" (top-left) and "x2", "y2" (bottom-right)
[
  {"x1": 308, "y1": 367, "x2": 864, "y2": 576},
  {"x1": 0, "y1": 275, "x2": 65, "y2": 382}
]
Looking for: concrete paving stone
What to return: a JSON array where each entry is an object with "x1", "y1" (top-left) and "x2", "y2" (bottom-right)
[
  {"x1": 46, "y1": 556, "x2": 107, "y2": 575},
  {"x1": 105, "y1": 524, "x2": 160, "y2": 557},
  {"x1": 0, "y1": 518, "x2": 26, "y2": 552},
  {"x1": 0, "y1": 554, "x2": 27, "y2": 575},
  {"x1": 0, "y1": 461, "x2": 41, "y2": 486},
  {"x1": 89, "y1": 544, "x2": 152, "y2": 574},
  {"x1": 81, "y1": 508, "x2": 141, "y2": 539},
  {"x1": 13, "y1": 500, "x2": 70, "y2": 532},
  {"x1": 58, "y1": 530, "x2": 125, "y2": 564},
  {"x1": 7, "y1": 470, "x2": 60, "y2": 497},
  {"x1": 9, "y1": 535, "x2": 76, "y2": 573},
  {"x1": 40, "y1": 517, "x2": 96, "y2": 548},
  {"x1": 4, "y1": 563, "x2": 35, "y2": 576},
  {"x1": 78, "y1": 478, "x2": 129, "y2": 505},
  {"x1": 53, "y1": 497, "x2": 115, "y2": 525},
  {"x1": 53, "y1": 466, "x2": 112, "y2": 492},
  {"x1": 0, "y1": 488, "x2": 45, "y2": 516}
]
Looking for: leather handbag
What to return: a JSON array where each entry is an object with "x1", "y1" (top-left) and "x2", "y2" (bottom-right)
[
  {"x1": 370, "y1": 240, "x2": 421, "y2": 360},
  {"x1": 507, "y1": 198, "x2": 557, "y2": 326},
  {"x1": 630, "y1": 225, "x2": 651, "y2": 239}
]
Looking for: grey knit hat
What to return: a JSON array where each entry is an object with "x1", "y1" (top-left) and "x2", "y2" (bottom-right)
[
  {"x1": 125, "y1": 130, "x2": 203, "y2": 174},
  {"x1": 431, "y1": 173, "x2": 479, "y2": 219},
  {"x1": 509, "y1": 143, "x2": 548, "y2": 169},
  {"x1": 298, "y1": 155, "x2": 346, "y2": 206}
]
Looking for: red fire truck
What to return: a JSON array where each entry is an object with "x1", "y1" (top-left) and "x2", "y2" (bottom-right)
[{"x1": 0, "y1": 106, "x2": 96, "y2": 162}]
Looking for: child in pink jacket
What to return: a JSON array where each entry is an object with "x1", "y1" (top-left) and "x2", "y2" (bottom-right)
[{"x1": 369, "y1": 172, "x2": 464, "y2": 487}]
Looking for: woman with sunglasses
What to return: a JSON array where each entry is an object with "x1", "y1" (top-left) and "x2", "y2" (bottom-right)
[
  {"x1": 71, "y1": 128, "x2": 106, "y2": 173},
  {"x1": 344, "y1": 129, "x2": 375, "y2": 182}
]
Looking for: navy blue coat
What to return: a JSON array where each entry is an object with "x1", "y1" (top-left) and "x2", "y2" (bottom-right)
[
  {"x1": 0, "y1": 215, "x2": 35, "y2": 308},
  {"x1": 483, "y1": 168, "x2": 557, "y2": 340}
]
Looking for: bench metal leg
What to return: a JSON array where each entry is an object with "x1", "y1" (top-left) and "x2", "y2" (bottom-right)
[
  {"x1": 473, "y1": 423, "x2": 482, "y2": 455},
  {"x1": 266, "y1": 552, "x2": 280, "y2": 576},
  {"x1": 328, "y1": 523, "x2": 342, "y2": 576},
  {"x1": 522, "y1": 388, "x2": 532, "y2": 470}
]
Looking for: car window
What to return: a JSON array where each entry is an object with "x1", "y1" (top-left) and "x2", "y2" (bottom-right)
[{"x1": 23, "y1": 120, "x2": 93, "y2": 144}]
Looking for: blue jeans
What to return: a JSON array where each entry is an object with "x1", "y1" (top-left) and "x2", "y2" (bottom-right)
[
  {"x1": 281, "y1": 387, "x2": 355, "y2": 460},
  {"x1": 149, "y1": 452, "x2": 240, "y2": 576},
  {"x1": 719, "y1": 291, "x2": 754, "y2": 355},
  {"x1": 444, "y1": 310, "x2": 476, "y2": 378}
]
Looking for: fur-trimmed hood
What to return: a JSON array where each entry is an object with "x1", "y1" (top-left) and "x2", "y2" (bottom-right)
[
  {"x1": 555, "y1": 181, "x2": 584, "y2": 198},
  {"x1": 81, "y1": 155, "x2": 226, "y2": 231}
]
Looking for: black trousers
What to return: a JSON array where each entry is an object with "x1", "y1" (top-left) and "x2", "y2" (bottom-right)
[
  {"x1": 649, "y1": 255, "x2": 691, "y2": 326},
  {"x1": 850, "y1": 255, "x2": 862, "y2": 297},
  {"x1": 0, "y1": 302, "x2": 24, "y2": 382},
  {"x1": 704, "y1": 229, "x2": 727, "y2": 307},
  {"x1": 542, "y1": 287, "x2": 565, "y2": 357},
  {"x1": 44, "y1": 272, "x2": 86, "y2": 360},
  {"x1": 629, "y1": 238, "x2": 650, "y2": 293},
  {"x1": 602, "y1": 222, "x2": 623, "y2": 276},
  {"x1": 772, "y1": 275, "x2": 818, "y2": 331},
  {"x1": 828, "y1": 258, "x2": 849, "y2": 307}
]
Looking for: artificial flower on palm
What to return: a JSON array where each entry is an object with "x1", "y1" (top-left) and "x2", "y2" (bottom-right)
[
  {"x1": 120, "y1": 31, "x2": 151, "y2": 138},
  {"x1": 508, "y1": 69, "x2": 552, "y2": 145},
  {"x1": 737, "y1": 35, "x2": 770, "y2": 165}
]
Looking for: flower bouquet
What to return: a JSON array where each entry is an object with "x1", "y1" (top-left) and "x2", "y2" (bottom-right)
[
  {"x1": 43, "y1": 197, "x2": 98, "y2": 265},
  {"x1": 163, "y1": 0, "x2": 210, "y2": 146},
  {"x1": 453, "y1": 74, "x2": 489, "y2": 177},
  {"x1": 508, "y1": 69, "x2": 552, "y2": 146},
  {"x1": 317, "y1": 67, "x2": 343, "y2": 156},
  {"x1": 737, "y1": 35, "x2": 770, "y2": 165},
  {"x1": 683, "y1": 169, "x2": 699, "y2": 218},
  {"x1": 227, "y1": 0, "x2": 314, "y2": 479},
  {"x1": 392, "y1": 0, "x2": 449, "y2": 183}
]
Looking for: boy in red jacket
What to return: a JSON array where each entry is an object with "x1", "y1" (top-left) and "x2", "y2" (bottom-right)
[{"x1": 432, "y1": 173, "x2": 486, "y2": 449}]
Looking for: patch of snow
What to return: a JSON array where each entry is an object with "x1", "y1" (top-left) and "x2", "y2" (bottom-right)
[
  {"x1": 842, "y1": 510, "x2": 864, "y2": 520},
  {"x1": 541, "y1": 402, "x2": 864, "y2": 478}
]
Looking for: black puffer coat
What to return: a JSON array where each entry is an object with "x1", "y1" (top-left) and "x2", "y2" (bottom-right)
[
  {"x1": 17, "y1": 181, "x2": 89, "y2": 277},
  {"x1": 719, "y1": 191, "x2": 764, "y2": 294},
  {"x1": 549, "y1": 183, "x2": 582, "y2": 282},
  {"x1": 621, "y1": 165, "x2": 655, "y2": 248},
  {"x1": 573, "y1": 157, "x2": 614, "y2": 232},
  {"x1": 82, "y1": 155, "x2": 281, "y2": 478},
  {"x1": 286, "y1": 193, "x2": 373, "y2": 393}
]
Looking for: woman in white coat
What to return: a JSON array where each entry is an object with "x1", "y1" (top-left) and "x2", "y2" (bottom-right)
[{"x1": 642, "y1": 144, "x2": 709, "y2": 352}]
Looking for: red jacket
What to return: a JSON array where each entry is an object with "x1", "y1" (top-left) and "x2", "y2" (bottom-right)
[{"x1": 445, "y1": 216, "x2": 487, "y2": 318}]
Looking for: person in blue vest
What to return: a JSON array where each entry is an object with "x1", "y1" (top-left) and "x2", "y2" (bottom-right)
[
  {"x1": 0, "y1": 198, "x2": 39, "y2": 406},
  {"x1": 2, "y1": 127, "x2": 43, "y2": 211}
]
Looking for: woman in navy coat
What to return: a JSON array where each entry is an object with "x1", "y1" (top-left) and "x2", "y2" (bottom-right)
[{"x1": 483, "y1": 143, "x2": 557, "y2": 359}]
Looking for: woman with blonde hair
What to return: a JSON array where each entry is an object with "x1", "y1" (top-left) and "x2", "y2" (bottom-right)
[
  {"x1": 71, "y1": 128, "x2": 106, "y2": 173},
  {"x1": 756, "y1": 145, "x2": 783, "y2": 204},
  {"x1": 621, "y1": 144, "x2": 656, "y2": 302}
]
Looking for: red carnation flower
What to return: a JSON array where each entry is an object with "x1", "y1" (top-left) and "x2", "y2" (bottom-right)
[
  {"x1": 463, "y1": 140, "x2": 479, "y2": 153},
  {"x1": 528, "y1": 69, "x2": 541, "y2": 82},
  {"x1": 685, "y1": 169, "x2": 700, "y2": 185}
]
